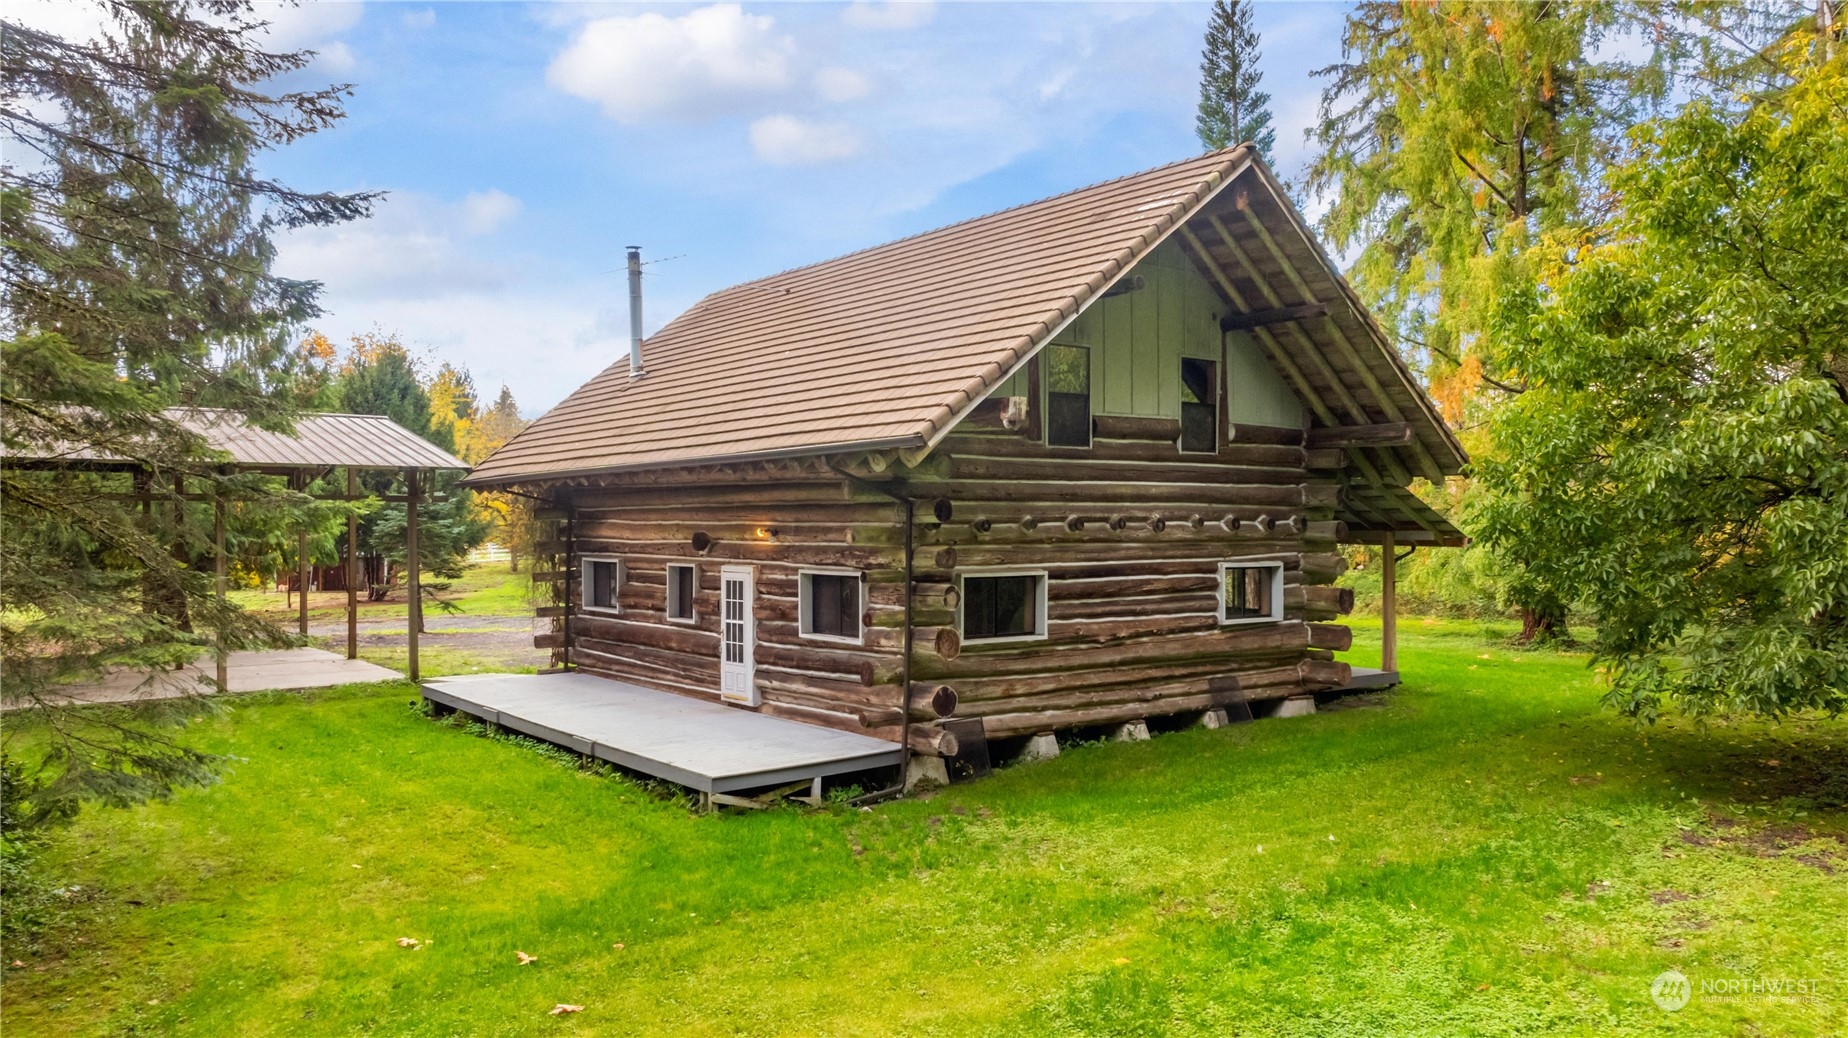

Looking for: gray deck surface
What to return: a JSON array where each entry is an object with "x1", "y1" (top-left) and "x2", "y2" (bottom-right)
[{"x1": 423, "y1": 672, "x2": 903, "y2": 793}]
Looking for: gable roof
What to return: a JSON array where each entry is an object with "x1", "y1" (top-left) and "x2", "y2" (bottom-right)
[
  {"x1": 466, "y1": 147, "x2": 1464, "y2": 489},
  {"x1": 6, "y1": 408, "x2": 468, "y2": 472}
]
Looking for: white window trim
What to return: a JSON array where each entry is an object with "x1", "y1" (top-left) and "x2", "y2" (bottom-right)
[
  {"x1": 664, "y1": 563, "x2": 698, "y2": 625},
  {"x1": 957, "y1": 567, "x2": 1051, "y2": 644},
  {"x1": 580, "y1": 555, "x2": 623, "y2": 616},
  {"x1": 798, "y1": 567, "x2": 866, "y2": 646},
  {"x1": 1218, "y1": 560, "x2": 1285, "y2": 625}
]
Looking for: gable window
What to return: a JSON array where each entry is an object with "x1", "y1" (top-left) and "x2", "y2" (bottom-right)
[
  {"x1": 582, "y1": 556, "x2": 622, "y2": 614},
  {"x1": 666, "y1": 563, "x2": 696, "y2": 623},
  {"x1": 1180, "y1": 358, "x2": 1218, "y2": 454},
  {"x1": 800, "y1": 570, "x2": 862, "y2": 642},
  {"x1": 961, "y1": 572, "x2": 1047, "y2": 641},
  {"x1": 1219, "y1": 561, "x2": 1283, "y2": 624},
  {"x1": 1046, "y1": 344, "x2": 1091, "y2": 447}
]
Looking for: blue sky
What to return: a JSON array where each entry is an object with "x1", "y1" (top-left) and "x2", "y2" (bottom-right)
[{"x1": 248, "y1": 2, "x2": 1352, "y2": 414}]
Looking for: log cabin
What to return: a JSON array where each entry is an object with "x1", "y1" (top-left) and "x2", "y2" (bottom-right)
[{"x1": 461, "y1": 146, "x2": 1464, "y2": 780}]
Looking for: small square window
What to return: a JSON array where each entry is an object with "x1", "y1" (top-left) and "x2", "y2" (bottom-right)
[
  {"x1": 666, "y1": 563, "x2": 696, "y2": 622},
  {"x1": 1046, "y1": 344, "x2": 1091, "y2": 447},
  {"x1": 582, "y1": 557, "x2": 621, "y2": 613},
  {"x1": 1220, "y1": 562, "x2": 1283, "y2": 624},
  {"x1": 801, "y1": 571, "x2": 862, "y2": 642},
  {"x1": 962, "y1": 573, "x2": 1046, "y2": 641}
]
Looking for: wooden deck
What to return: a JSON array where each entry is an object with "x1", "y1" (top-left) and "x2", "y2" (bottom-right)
[{"x1": 422, "y1": 672, "x2": 904, "y2": 794}]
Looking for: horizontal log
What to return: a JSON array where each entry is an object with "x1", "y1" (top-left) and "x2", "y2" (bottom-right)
[
  {"x1": 1299, "y1": 658, "x2": 1353, "y2": 690},
  {"x1": 1092, "y1": 415, "x2": 1183, "y2": 441},
  {"x1": 1050, "y1": 592, "x2": 1220, "y2": 621},
  {"x1": 1303, "y1": 520, "x2": 1348, "y2": 542},
  {"x1": 1299, "y1": 553, "x2": 1348, "y2": 584},
  {"x1": 950, "y1": 660, "x2": 1250, "y2": 703},
  {"x1": 979, "y1": 688, "x2": 1244, "y2": 739},
  {"x1": 1303, "y1": 448, "x2": 1346, "y2": 470},
  {"x1": 1285, "y1": 584, "x2": 1355, "y2": 621},
  {"x1": 533, "y1": 632, "x2": 563, "y2": 649},
  {"x1": 1305, "y1": 423, "x2": 1414, "y2": 449},
  {"x1": 914, "y1": 480, "x2": 1307, "y2": 508},
  {"x1": 912, "y1": 621, "x2": 1311, "y2": 679},
  {"x1": 1305, "y1": 623, "x2": 1353, "y2": 652},
  {"x1": 909, "y1": 724, "x2": 960, "y2": 758},
  {"x1": 945, "y1": 456, "x2": 1304, "y2": 488},
  {"x1": 1228, "y1": 424, "x2": 1306, "y2": 446},
  {"x1": 939, "y1": 435, "x2": 1306, "y2": 469}
]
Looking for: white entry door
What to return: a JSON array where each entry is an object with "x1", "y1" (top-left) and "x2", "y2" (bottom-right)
[{"x1": 719, "y1": 566, "x2": 757, "y2": 706}]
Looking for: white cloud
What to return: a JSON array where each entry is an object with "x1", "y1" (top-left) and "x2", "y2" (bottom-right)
[
  {"x1": 842, "y1": 2, "x2": 936, "y2": 31},
  {"x1": 275, "y1": 191, "x2": 523, "y2": 302},
  {"x1": 460, "y1": 190, "x2": 522, "y2": 235},
  {"x1": 401, "y1": 8, "x2": 437, "y2": 30},
  {"x1": 813, "y1": 67, "x2": 872, "y2": 103},
  {"x1": 749, "y1": 115, "x2": 862, "y2": 166},
  {"x1": 546, "y1": 4, "x2": 795, "y2": 124}
]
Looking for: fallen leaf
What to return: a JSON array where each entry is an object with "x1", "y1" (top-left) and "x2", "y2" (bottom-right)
[
  {"x1": 1766, "y1": 759, "x2": 1781, "y2": 767},
  {"x1": 351, "y1": 864, "x2": 362, "y2": 869},
  {"x1": 396, "y1": 937, "x2": 420, "y2": 948},
  {"x1": 517, "y1": 951, "x2": 538, "y2": 966},
  {"x1": 1476, "y1": 983, "x2": 1491, "y2": 991},
  {"x1": 549, "y1": 1004, "x2": 584, "y2": 1015},
  {"x1": 611, "y1": 943, "x2": 625, "y2": 951},
  {"x1": 9, "y1": 960, "x2": 22, "y2": 968},
  {"x1": 1113, "y1": 957, "x2": 1131, "y2": 965}
]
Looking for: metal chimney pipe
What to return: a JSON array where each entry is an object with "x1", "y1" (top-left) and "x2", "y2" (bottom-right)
[{"x1": 626, "y1": 245, "x2": 645, "y2": 377}]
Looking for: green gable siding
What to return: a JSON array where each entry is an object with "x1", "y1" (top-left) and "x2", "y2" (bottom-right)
[{"x1": 1036, "y1": 240, "x2": 1303, "y2": 429}]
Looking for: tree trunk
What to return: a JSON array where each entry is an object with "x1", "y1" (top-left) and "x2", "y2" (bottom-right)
[{"x1": 1516, "y1": 602, "x2": 1568, "y2": 645}]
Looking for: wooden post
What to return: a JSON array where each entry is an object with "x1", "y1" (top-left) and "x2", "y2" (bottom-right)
[
  {"x1": 215, "y1": 495, "x2": 228, "y2": 691},
  {"x1": 346, "y1": 467, "x2": 358, "y2": 661},
  {"x1": 406, "y1": 467, "x2": 420, "y2": 683},
  {"x1": 1381, "y1": 530, "x2": 1398, "y2": 675},
  {"x1": 297, "y1": 526, "x2": 309, "y2": 637}
]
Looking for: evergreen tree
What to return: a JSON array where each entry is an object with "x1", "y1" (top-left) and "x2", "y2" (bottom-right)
[
  {"x1": 329, "y1": 336, "x2": 488, "y2": 614},
  {"x1": 1, "y1": 1, "x2": 371, "y2": 821},
  {"x1": 1195, "y1": 0, "x2": 1275, "y2": 159}
]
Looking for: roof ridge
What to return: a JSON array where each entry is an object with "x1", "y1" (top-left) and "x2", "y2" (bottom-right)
[{"x1": 707, "y1": 147, "x2": 1249, "y2": 298}]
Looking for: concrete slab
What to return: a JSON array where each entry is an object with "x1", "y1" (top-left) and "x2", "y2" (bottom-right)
[
  {"x1": 10, "y1": 648, "x2": 403, "y2": 709},
  {"x1": 423, "y1": 672, "x2": 903, "y2": 794},
  {"x1": 1276, "y1": 696, "x2": 1318, "y2": 718}
]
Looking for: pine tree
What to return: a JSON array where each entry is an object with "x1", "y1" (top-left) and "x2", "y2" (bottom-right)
[
  {"x1": 1, "y1": 1, "x2": 372, "y2": 823},
  {"x1": 1196, "y1": 0, "x2": 1275, "y2": 159}
]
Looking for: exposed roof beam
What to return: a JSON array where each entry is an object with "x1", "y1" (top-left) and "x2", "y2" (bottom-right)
[
  {"x1": 1219, "y1": 302, "x2": 1329, "y2": 332},
  {"x1": 1307, "y1": 423, "x2": 1414, "y2": 448},
  {"x1": 1227, "y1": 201, "x2": 1449, "y2": 485},
  {"x1": 1177, "y1": 224, "x2": 1383, "y2": 486},
  {"x1": 1203, "y1": 213, "x2": 1407, "y2": 484}
]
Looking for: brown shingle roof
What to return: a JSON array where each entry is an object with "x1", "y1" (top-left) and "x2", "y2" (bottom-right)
[
  {"x1": 466, "y1": 147, "x2": 1465, "y2": 488},
  {"x1": 466, "y1": 149, "x2": 1258, "y2": 486}
]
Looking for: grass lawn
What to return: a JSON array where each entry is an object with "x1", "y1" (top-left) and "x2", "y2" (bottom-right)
[
  {"x1": 4, "y1": 622, "x2": 1845, "y2": 1035},
  {"x1": 230, "y1": 563, "x2": 538, "y2": 625}
]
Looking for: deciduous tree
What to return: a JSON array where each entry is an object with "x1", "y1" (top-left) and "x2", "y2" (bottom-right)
[{"x1": 1476, "y1": 38, "x2": 1847, "y2": 719}]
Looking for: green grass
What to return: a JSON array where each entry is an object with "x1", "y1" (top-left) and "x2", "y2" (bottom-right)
[
  {"x1": 5, "y1": 622, "x2": 1845, "y2": 1036},
  {"x1": 230, "y1": 563, "x2": 538, "y2": 624}
]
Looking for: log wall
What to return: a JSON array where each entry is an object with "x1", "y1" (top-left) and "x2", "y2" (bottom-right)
[{"x1": 534, "y1": 418, "x2": 1355, "y2": 756}]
